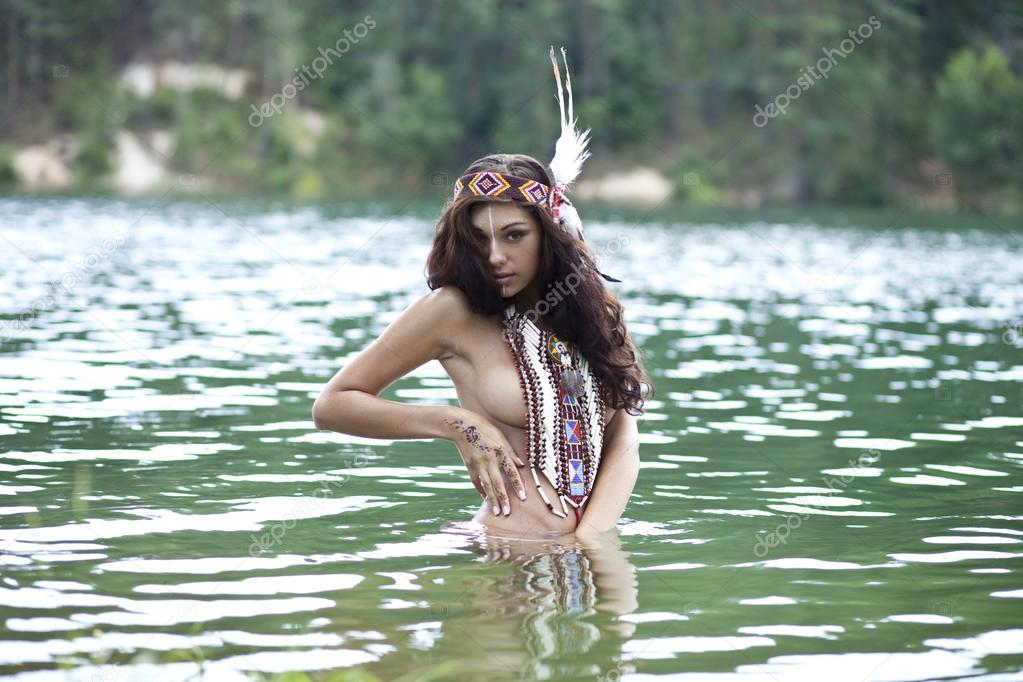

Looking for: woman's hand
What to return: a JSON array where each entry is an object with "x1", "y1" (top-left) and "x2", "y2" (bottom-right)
[{"x1": 443, "y1": 410, "x2": 528, "y2": 516}]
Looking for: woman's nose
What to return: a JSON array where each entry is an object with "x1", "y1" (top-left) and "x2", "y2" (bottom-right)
[{"x1": 488, "y1": 243, "x2": 507, "y2": 266}]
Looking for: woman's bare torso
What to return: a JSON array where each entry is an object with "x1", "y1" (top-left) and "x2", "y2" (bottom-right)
[{"x1": 438, "y1": 300, "x2": 615, "y2": 536}]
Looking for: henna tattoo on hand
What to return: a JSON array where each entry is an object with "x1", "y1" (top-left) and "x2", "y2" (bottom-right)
[
  {"x1": 444, "y1": 418, "x2": 527, "y2": 503},
  {"x1": 444, "y1": 418, "x2": 499, "y2": 455}
]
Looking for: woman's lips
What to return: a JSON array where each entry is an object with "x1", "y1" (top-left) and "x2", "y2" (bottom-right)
[{"x1": 495, "y1": 274, "x2": 514, "y2": 285}]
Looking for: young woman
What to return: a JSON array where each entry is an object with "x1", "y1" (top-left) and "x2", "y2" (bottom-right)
[{"x1": 312, "y1": 50, "x2": 651, "y2": 542}]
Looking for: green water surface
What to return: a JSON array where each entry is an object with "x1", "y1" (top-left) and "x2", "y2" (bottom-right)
[{"x1": 1, "y1": 197, "x2": 1021, "y2": 681}]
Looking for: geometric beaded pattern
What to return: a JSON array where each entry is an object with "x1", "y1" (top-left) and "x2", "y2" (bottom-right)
[
  {"x1": 467, "y1": 171, "x2": 510, "y2": 197},
  {"x1": 518, "y1": 179, "x2": 550, "y2": 204},
  {"x1": 568, "y1": 458, "x2": 585, "y2": 496},
  {"x1": 502, "y1": 306, "x2": 605, "y2": 518},
  {"x1": 553, "y1": 340, "x2": 590, "y2": 506},
  {"x1": 454, "y1": 171, "x2": 551, "y2": 208}
]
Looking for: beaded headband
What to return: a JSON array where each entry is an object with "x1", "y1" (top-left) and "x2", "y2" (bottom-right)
[
  {"x1": 452, "y1": 171, "x2": 573, "y2": 224},
  {"x1": 451, "y1": 48, "x2": 620, "y2": 283}
]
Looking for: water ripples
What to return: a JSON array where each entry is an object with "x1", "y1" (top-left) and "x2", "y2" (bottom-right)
[{"x1": 1, "y1": 198, "x2": 1022, "y2": 679}]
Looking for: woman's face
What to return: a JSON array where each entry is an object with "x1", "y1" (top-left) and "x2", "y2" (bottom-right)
[{"x1": 468, "y1": 200, "x2": 543, "y2": 303}]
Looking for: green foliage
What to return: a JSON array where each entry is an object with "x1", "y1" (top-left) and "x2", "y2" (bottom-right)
[
  {"x1": 668, "y1": 152, "x2": 724, "y2": 207},
  {"x1": 74, "y1": 130, "x2": 113, "y2": 184},
  {"x1": 934, "y1": 44, "x2": 1023, "y2": 206},
  {"x1": 352, "y1": 62, "x2": 461, "y2": 170},
  {"x1": 50, "y1": 72, "x2": 117, "y2": 132},
  {"x1": 2, "y1": 0, "x2": 1022, "y2": 212},
  {"x1": 148, "y1": 88, "x2": 182, "y2": 126},
  {"x1": 73, "y1": 85, "x2": 117, "y2": 187},
  {"x1": 0, "y1": 147, "x2": 16, "y2": 185}
]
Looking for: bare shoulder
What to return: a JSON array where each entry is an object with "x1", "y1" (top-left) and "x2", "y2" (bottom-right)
[
  {"x1": 417, "y1": 285, "x2": 474, "y2": 328},
  {"x1": 423, "y1": 285, "x2": 472, "y2": 314},
  {"x1": 314, "y1": 285, "x2": 477, "y2": 399},
  {"x1": 415, "y1": 286, "x2": 475, "y2": 359}
]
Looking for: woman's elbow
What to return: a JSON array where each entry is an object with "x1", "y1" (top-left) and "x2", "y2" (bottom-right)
[
  {"x1": 311, "y1": 390, "x2": 339, "y2": 431},
  {"x1": 311, "y1": 398, "x2": 326, "y2": 431}
]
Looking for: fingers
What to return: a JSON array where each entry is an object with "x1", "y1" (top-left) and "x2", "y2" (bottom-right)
[
  {"x1": 497, "y1": 449, "x2": 527, "y2": 501},
  {"x1": 479, "y1": 468, "x2": 511, "y2": 517},
  {"x1": 463, "y1": 439, "x2": 527, "y2": 516},
  {"x1": 488, "y1": 464, "x2": 511, "y2": 516},
  {"x1": 509, "y1": 442, "x2": 526, "y2": 467},
  {"x1": 478, "y1": 471, "x2": 500, "y2": 515},
  {"x1": 470, "y1": 471, "x2": 485, "y2": 498},
  {"x1": 476, "y1": 452, "x2": 512, "y2": 516},
  {"x1": 497, "y1": 437, "x2": 525, "y2": 467}
]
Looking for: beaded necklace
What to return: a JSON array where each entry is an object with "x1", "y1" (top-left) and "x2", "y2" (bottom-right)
[{"x1": 502, "y1": 304, "x2": 607, "y2": 527}]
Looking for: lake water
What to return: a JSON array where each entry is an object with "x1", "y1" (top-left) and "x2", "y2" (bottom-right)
[{"x1": 1, "y1": 197, "x2": 1022, "y2": 681}]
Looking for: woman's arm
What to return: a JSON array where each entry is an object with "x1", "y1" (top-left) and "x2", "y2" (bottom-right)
[
  {"x1": 576, "y1": 409, "x2": 641, "y2": 537},
  {"x1": 312, "y1": 286, "x2": 470, "y2": 440},
  {"x1": 313, "y1": 286, "x2": 529, "y2": 512}
]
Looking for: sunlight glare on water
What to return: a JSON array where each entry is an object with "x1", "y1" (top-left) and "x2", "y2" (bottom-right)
[{"x1": 1, "y1": 197, "x2": 1022, "y2": 680}]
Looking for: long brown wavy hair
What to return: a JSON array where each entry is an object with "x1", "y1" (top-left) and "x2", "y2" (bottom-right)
[{"x1": 426, "y1": 153, "x2": 653, "y2": 416}]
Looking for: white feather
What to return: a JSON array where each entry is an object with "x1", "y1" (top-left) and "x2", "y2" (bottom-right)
[
  {"x1": 559, "y1": 204, "x2": 584, "y2": 241},
  {"x1": 548, "y1": 46, "x2": 590, "y2": 188}
]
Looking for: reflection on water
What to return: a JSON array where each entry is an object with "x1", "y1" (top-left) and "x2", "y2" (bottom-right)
[
  {"x1": 375, "y1": 523, "x2": 638, "y2": 681},
  {"x1": 1, "y1": 197, "x2": 1022, "y2": 680}
]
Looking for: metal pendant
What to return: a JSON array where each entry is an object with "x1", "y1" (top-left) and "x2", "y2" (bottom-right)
[{"x1": 561, "y1": 368, "x2": 584, "y2": 398}]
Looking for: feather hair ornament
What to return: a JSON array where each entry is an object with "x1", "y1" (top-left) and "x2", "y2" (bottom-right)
[
  {"x1": 546, "y1": 47, "x2": 621, "y2": 282},
  {"x1": 548, "y1": 46, "x2": 591, "y2": 190},
  {"x1": 547, "y1": 46, "x2": 590, "y2": 242},
  {"x1": 449, "y1": 47, "x2": 621, "y2": 282}
]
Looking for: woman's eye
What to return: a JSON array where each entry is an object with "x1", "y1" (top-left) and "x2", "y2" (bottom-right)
[{"x1": 507, "y1": 232, "x2": 524, "y2": 241}]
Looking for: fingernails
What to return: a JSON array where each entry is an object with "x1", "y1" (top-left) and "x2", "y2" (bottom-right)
[
  {"x1": 518, "y1": 490, "x2": 526, "y2": 500},
  {"x1": 492, "y1": 505, "x2": 500, "y2": 515},
  {"x1": 502, "y1": 504, "x2": 510, "y2": 515}
]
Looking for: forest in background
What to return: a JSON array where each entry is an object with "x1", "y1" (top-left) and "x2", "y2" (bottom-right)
[{"x1": 1, "y1": 0, "x2": 1022, "y2": 213}]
